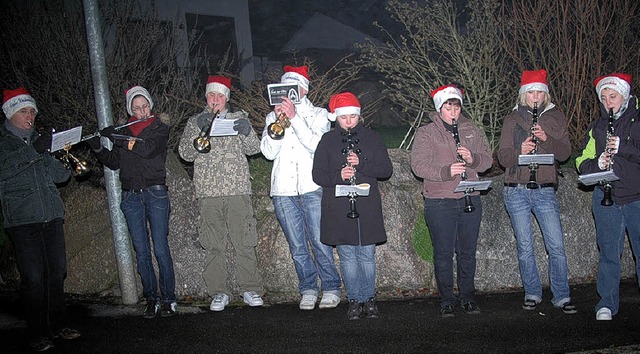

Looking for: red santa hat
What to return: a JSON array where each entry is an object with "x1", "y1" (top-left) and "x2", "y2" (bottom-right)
[
  {"x1": 594, "y1": 73, "x2": 632, "y2": 102},
  {"x1": 280, "y1": 65, "x2": 310, "y2": 91},
  {"x1": 2, "y1": 87, "x2": 38, "y2": 120},
  {"x1": 328, "y1": 92, "x2": 361, "y2": 122},
  {"x1": 206, "y1": 75, "x2": 231, "y2": 101},
  {"x1": 431, "y1": 84, "x2": 464, "y2": 113},
  {"x1": 519, "y1": 69, "x2": 549, "y2": 94},
  {"x1": 125, "y1": 85, "x2": 154, "y2": 116}
]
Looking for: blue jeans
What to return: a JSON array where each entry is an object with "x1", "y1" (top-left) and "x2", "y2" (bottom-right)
[
  {"x1": 7, "y1": 218, "x2": 67, "y2": 338},
  {"x1": 424, "y1": 196, "x2": 482, "y2": 306},
  {"x1": 120, "y1": 186, "x2": 176, "y2": 303},
  {"x1": 273, "y1": 189, "x2": 341, "y2": 296},
  {"x1": 503, "y1": 186, "x2": 570, "y2": 306},
  {"x1": 592, "y1": 188, "x2": 640, "y2": 315},
  {"x1": 337, "y1": 244, "x2": 376, "y2": 302}
]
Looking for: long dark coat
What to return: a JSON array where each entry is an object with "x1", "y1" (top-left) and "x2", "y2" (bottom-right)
[{"x1": 312, "y1": 123, "x2": 393, "y2": 246}]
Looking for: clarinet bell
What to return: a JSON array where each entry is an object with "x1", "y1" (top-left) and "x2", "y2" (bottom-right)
[
  {"x1": 463, "y1": 194, "x2": 475, "y2": 213},
  {"x1": 601, "y1": 184, "x2": 614, "y2": 206}
]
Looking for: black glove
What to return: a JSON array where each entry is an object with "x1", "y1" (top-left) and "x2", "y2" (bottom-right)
[
  {"x1": 87, "y1": 135, "x2": 102, "y2": 151},
  {"x1": 197, "y1": 113, "x2": 215, "y2": 131},
  {"x1": 33, "y1": 133, "x2": 52, "y2": 154},
  {"x1": 99, "y1": 125, "x2": 117, "y2": 142},
  {"x1": 233, "y1": 118, "x2": 252, "y2": 136}
]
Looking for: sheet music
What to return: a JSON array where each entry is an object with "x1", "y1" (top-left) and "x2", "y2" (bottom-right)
[
  {"x1": 454, "y1": 180, "x2": 493, "y2": 193},
  {"x1": 208, "y1": 118, "x2": 239, "y2": 137},
  {"x1": 51, "y1": 126, "x2": 82, "y2": 152},
  {"x1": 518, "y1": 153, "x2": 555, "y2": 165},
  {"x1": 578, "y1": 170, "x2": 619, "y2": 186},
  {"x1": 335, "y1": 183, "x2": 371, "y2": 197}
]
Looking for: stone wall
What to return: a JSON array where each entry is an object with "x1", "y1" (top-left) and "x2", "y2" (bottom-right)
[{"x1": 61, "y1": 149, "x2": 636, "y2": 302}]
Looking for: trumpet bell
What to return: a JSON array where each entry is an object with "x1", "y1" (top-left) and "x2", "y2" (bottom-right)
[
  {"x1": 193, "y1": 136, "x2": 211, "y2": 153},
  {"x1": 267, "y1": 122, "x2": 285, "y2": 140}
]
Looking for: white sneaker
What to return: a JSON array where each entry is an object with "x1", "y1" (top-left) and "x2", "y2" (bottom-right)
[
  {"x1": 299, "y1": 294, "x2": 318, "y2": 310},
  {"x1": 319, "y1": 293, "x2": 341, "y2": 309},
  {"x1": 210, "y1": 293, "x2": 229, "y2": 312},
  {"x1": 243, "y1": 291, "x2": 264, "y2": 307},
  {"x1": 596, "y1": 307, "x2": 612, "y2": 321}
]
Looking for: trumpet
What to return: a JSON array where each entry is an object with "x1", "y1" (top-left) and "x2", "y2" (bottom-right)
[
  {"x1": 33, "y1": 122, "x2": 91, "y2": 177},
  {"x1": 452, "y1": 119, "x2": 474, "y2": 213},
  {"x1": 267, "y1": 111, "x2": 290, "y2": 140},
  {"x1": 526, "y1": 102, "x2": 540, "y2": 189},
  {"x1": 193, "y1": 106, "x2": 220, "y2": 154},
  {"x1": 601, "y1": 108, "x2": 615, "y2": 206}
]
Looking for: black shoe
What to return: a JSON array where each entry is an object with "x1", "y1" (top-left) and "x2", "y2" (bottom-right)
[
  {"x1": 559, "y1": 302, "x2": 577, "y2": 315},
  {"x1": 143, "y1": 300, "x2": 160, "y2": 319},
  {"x1": 462, "y1": 301, "x2": 481, "y2": 315},
  {"x1": 347, "y1": 299, "x2": 362, "y2": 320},
  {"x1": 161, "y1": 302, "x2": 177, "y2": 317},
  {"x1": 30, "y1": 336, "x2": 54, "y2": 352},
  {"x1": 440, "y1": 304, "x2": 455, "y2": 318},
  {"x1": 522, "y1": 299, "x2": 537, "y2": 311},
  {"x1": 52, "y1": 327, "x2": 81, "y2": 340},
  {"x1": 363, "y1": 297, "x2": 379, "y2": 319}
]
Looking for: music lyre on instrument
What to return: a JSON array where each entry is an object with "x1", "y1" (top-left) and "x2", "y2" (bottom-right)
[
  {"x1": 601, "y1": 108, "x2": 615, "y2": 206},
  {"x1": 452, "y1": 119, "x2": 474, "y2": 212},
  {"x1": 341, "y1": 129, "x2": 361, "y2": 219}
]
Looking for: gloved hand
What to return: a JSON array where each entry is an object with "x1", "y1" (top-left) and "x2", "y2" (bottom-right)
[
  {"x1": 33, "y1": 133, "x2": 52, "y2": 154},
  {"x1": 233, "y1": 118, "x2": 252, "y2": 136},
  {"x1": 197, "y1": 113, "x2": 215, "y2": 131},
  {"x1": 87, "y1": 135, "x2": 102, "y2": 151},
  {"x1": 99, "y1": 125, "x2": 117, "y2": 142}
]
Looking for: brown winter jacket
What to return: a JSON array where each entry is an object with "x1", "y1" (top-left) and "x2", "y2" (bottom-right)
[
  {"x1": 497, "y1": 103, "x2": 571, "y2": 185},
  {"x1": 410, "y1": 112, "x2": 493, "y2": 199}
]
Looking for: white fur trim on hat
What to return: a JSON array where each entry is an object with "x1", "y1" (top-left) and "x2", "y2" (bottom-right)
[
  {"x1": 205, "y1": 82, "x2": 230, "y2": 101},
  {"x1": 2, "y1": 94, "x2": 38, "y2": 120},
  {"x1": 327, "y1": 106, "x2": 360, "y2": 122},
  {"x1": 432, "y1": 86, "x2": 463, "y2": 113},
  {"x1": 596, "y1": 76, "x2": 631, "y2": 102},
  {"x1": 126, "y1": 86, "x2": 154, "y2": 116},
  {"x1": 518, "y1": 82, "x2": 549, "y2": 94},
  {"x1": 280, "y1": 72, "x2": 309, "y2": 91}
]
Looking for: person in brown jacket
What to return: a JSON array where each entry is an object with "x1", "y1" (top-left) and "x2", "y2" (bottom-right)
[
  {"x1": 497, "y1": 69, "x2": 576, "y2": 315},
  {"x1": 410, "y1": 84, "x2": 492, "y2": 317}
]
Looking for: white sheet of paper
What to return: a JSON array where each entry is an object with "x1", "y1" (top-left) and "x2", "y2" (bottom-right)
[
  {"x1": 335, "y1": 183, "x2": 371, "y2": 197},
  {"x1": 578, "y1": 170, "x2": 619, "y2": 186},
  {"x1": 208, "y1": 118, "x2": 239, "y2": 137},
  {"x1": 454, "y1": 180, "x2": 493, "y2": 193},
  {"x1": 51, "y1": 126, "x2": 83, "y2": 152},
  {"x1": 518, "y1": 153, "x2": 555, "y2": 165}
]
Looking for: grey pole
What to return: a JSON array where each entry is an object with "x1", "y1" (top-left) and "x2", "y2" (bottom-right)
[{"x1": 82, "y1": 0, "x2": 138, "y2": 305}]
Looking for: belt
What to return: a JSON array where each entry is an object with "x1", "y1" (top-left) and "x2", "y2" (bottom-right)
[
  {"x1": 504, "y1": 182, "x2": 555, "y2": 189},
  {"x1": 122, "y1": 184, "x2": 167, "y2": 193}
]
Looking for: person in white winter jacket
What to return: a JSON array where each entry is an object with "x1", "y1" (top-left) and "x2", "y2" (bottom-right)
[{"x1": 260, "y1": 65, "x2": 342, "y2": 310}]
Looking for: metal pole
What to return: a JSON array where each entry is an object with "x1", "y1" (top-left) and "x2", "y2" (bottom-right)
[{"x1": 82, "y1": 0, "x2": 138, "y2": 305}]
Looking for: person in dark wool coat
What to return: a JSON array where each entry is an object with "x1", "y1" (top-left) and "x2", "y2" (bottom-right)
[{"x1": 312, "y1": 92, "x2": 393, "y2": 321}]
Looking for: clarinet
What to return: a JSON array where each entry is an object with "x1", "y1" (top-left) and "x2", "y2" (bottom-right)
[
  {"x1": 341, "y1": 129, "x2": 361, "y2": 219},
  {"x1": 452, "y1": 119, "x2": 474, "y2": 212},
  {"x1": 601, "y1": 108, "x2": 615, "y2": 206},
  {"x1": 526, "y1": 102, "x2": 540, "y2": 189}
]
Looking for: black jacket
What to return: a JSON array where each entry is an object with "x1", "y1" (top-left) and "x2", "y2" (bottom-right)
[{"x1": 94, "y1": 118, "x2": 168, "y2": 190}]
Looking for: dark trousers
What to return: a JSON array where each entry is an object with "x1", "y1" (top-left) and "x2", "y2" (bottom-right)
[
  {"x1": 6, "y1": 218, "x2": 67, "y2": 338},
  {"x1": 424, "y1": 196, "x2": 482, "y2": 306}
]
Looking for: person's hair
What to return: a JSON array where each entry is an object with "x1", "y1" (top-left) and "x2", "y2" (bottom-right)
[{"x1": 518, "y1": 91, "x2": 550, "y2": 107}]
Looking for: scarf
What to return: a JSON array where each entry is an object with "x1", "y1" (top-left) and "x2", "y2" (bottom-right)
[{"x1": 127, "y1": 115, "x2": 155, "y2": 137}]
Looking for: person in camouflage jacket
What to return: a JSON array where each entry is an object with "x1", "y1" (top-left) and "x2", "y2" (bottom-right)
[{"x1": 178, "y1": 75, "x2": 264, "y2": 312}]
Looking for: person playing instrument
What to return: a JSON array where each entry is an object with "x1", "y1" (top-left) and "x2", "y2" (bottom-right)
[
  {"x1": 575, "y1": 73, "x2": 640, "y2": 321},
  {"x1": 410, "y1": 84, "x2": 492, "y2": 317},
  {"x1": 87, "y1": 85, "x2": 177, "y2": 318},
  {"x1": 260, "y1": 65, "x2": 342, "y2": 311},
  {"x1": 0, "y1": 87, "x2": 80, "y2": 351},
  {"x1": 178, "y1": 75, "x2": 264, "y2": 312},
  {"x1": 497, "y1": 69, "x2": 576, "y2": 315},
  {"x1": 312, "y1": 92, "x2": 392, "y2": 320}
]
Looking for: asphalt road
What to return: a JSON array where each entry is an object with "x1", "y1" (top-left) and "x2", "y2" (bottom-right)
[{"x1": 0, "y1": 280, "x2": 638, "y2": 353}]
